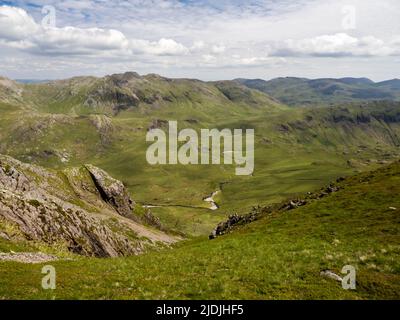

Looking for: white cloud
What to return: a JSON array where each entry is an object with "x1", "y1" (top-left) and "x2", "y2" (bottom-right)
[
  {"x1": 202, "y1": 54, "x2": 216, "y2": 63},
  {"x1": 211, "y1": 44, "x2": 226, "y2": 54},
  {"x1": 131, "y1": 38, "x2": 189, "y2": 56},
  {"x1": 0, "y1": 6, "x2": 39, "y2": 41},
  {"x1": 198, "y1": 54, "x2": 285, "y2": 68},
  {"x1": 268, "y1": 33, "x2": 400, "y2": 57},
  {"x1": 190, "y1": 40, "x2": 206, "y2": 52},
  {"x1": 235, "y1": 56, "x2": 286, "y2": 66},
  {"x1": 0, "y1": 5, "x2": 188, "y2": 57},
  {"x1": 32, "y1": 27, "x2": 130, "y2": 56}
]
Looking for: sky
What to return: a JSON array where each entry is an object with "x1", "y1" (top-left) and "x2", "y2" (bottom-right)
[{"x1": 0, "y1": 0, "x2": 399, "y2": 81}]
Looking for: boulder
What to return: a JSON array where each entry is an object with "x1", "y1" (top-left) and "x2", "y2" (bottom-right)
[{"x1": 320, "y1": 270, "x2": 343, "y2": 282}]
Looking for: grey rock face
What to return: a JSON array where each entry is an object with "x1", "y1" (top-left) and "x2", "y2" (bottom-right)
[
  {"x1": 0, "y1": 155, "x2": 142, "y2": 257},
  {"x1": 84, "y1": 164, "x2": 135, "y2": 217}
]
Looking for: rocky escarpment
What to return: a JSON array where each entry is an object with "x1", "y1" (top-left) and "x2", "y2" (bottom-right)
[
  {"x1": 0, "y1": 155, "x2": 177, "y2": 257},
  {"x1": 275, "y1": 102, "x2": 400, "y2": 148},
  {"x1": 85, "y1": 164, "x2": 134, "y2": 217}
]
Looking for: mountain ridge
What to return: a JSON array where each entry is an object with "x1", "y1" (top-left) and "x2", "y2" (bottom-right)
[
  {"x1": 0, "y1": 72, "x2": 281, "y2": 117},
  {"x1": 235, "y1": 77, "x2": 400, "y2": 106},
  {"x1": 4, "y1": 72, "x2": 400, "y2": 112}
]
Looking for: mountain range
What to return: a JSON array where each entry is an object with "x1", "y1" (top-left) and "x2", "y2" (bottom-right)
[{"x1": 236, "y1": 77, "x2": 400, "y2": 106}]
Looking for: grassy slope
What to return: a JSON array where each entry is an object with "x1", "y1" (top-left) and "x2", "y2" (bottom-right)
[{"x1": 1, "y1": 160, "x2": 399, "y2": 299}]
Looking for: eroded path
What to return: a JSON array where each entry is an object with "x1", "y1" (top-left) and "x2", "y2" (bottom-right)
[{"x1": 0, "y1": 252, "x2": 58, "y2": 264}]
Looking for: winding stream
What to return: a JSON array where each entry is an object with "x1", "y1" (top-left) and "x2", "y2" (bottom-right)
[
  {"x1": 141, "y1": 189, "x2": 221, "y2": 211},
  {"x1": 203, "y1": 190, "x2": 220, "y2": 211}
]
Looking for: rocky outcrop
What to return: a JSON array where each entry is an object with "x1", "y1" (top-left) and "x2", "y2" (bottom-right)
[
  {"x1": 84, "y1": 164, "x2": 135, "y2": 217},
  {"x1": 0, "y1": 77, "x2": 24, "y2": 105},
  {"x1": 209, "y1": 178, "x2": 344, "y2": 240},
  {"x1": 280, "y1": 199, "x2": 307, "y2": 211},
  {"x1": 148, "y1": 119, "x2": 168, "y2": 131},
  {"x1": 0, "y1": 191, "x2": 139, "y2": 257},
  {"x1": 84, "y1": 73, "x2": 143, "y2": 115},
  {"x1": 142, "y1": 210, "x2": 163, "y2": 230},
  {"x1": 320, "y1": 270, "x2": 343, "y2": 282},
  {"x1": 209, "y1": 212, "x2": 258, "y2": 239},
  {"x1": 0, "y1": 156, "x2": 140, "y2": 257},
  {"x1": 89, "y1": 115, "x2": 114, "y2": 146},
  {"x1": 0, "y1": 155, "x2": 176, "y2": 257}
]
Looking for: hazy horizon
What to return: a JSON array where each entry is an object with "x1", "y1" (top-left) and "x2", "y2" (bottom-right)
[{"x1": 10, "y1": 72, "x2": 400, "y2": 84}]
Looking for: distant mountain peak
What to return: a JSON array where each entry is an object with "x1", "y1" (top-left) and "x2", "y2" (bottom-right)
[{"x1": 109, "y1": 71, "x2": 141, "y2": 80}]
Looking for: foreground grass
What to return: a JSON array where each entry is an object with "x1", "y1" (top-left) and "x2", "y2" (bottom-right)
[{"x1": 1, "y1": 161, "x2": 399, "y2": 299}]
